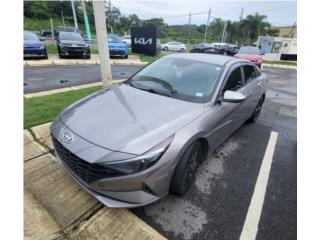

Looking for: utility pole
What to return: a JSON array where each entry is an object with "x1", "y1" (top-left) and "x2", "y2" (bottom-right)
[
  {"x1": 187, "y1": 12, "x2": 191, "y2": 45},
  {"x1": 221, "y1": 21, "x2": 227, "y2": 42},
  {"x1": 50, "y1": 17, "x2": 54, "y2": 42},
  {"x1": 290, "y1": 22, "x2": 296, "y2": 38},
  {"x1": 204, "y1": 8, "x2": 211, "y2": 42},
  {"x1": 61, "y1": 11, "x2": 66, "y2": 29},
  {"x1": 240, "y1": 8, "x2": 243, "y2": 21},
  {"x1": 81, "y1": 0, "x2": 92, "y2": 40},
  {"x1": 71, "y1": 0, "x2": 78, "y2": 29},
  {"x1": 93, "y1": 0, "x2": 112, "y2": 88}
]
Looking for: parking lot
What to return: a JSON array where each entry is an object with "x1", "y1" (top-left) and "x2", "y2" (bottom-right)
[{"x1": 23, "y1": 62, "x2": 296, "y2": 240}]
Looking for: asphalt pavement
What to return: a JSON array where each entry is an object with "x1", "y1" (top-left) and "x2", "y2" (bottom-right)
[{"x1": 23, "y1": 64, "x2": 142, "y2": 94}]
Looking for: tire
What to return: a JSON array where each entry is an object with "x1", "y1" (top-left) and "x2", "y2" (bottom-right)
[
  {"x1": 43, "y1": 50, "x2": 48, "y2": 60},
  {"x1": 170, "y1": 141, "x2": 204, "y2": 195},
  {"x1": 247, "y1": 96, "x2": 265, "y2": 123},
  {"x1": 123, "y1": 55, "x2": 128, "y2": 59},
  {"x1": 164, "y1": 47, "x2": 168, "y2": 51},
  {"x1": 180, "y1": 48, "x2": 185, "y2": 52}
]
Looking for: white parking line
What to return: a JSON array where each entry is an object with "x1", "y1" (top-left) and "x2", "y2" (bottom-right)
[{"x1": 239, "y1": 131, "x2": 278, "y2": 240}]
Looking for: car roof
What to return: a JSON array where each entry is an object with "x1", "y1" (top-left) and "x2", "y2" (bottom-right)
[{"x1": 163, "y1": 53, "x2": 242, "y2": 66}]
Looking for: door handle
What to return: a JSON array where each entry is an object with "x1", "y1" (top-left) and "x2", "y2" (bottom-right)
[{"x1": 257, "y1": 80, "x2": 263, "y2": 86}]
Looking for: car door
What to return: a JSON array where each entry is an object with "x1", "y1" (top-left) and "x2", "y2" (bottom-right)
[
  {"x1": 168, "y1": 42, "x2": 175, "y2": 51},
  {"x1": 241, "y1": 64, "x2": 264, "y2": 118},
  {"x1": 204, "y1": 64, "x2": 247, "y2": 150}
]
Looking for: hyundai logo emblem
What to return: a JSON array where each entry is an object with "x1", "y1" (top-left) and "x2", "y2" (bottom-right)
[{"x1": 62, "y1": 132, "x2": 74, "y2": 144}]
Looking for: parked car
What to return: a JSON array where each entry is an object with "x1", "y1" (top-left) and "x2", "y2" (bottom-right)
[
  {"x1": 24, "y1": 31, "x2": 48, "y2": 59},
  {"x1": 211, "y1": 43, "x2": 239, "y2": 56},
  {"x1": 234, "y1": 46, "x2": 263, "y2": 68},
  {"x1": 56, "y1": 31, "x2": 90, "y2": 59},
  {"x1": 122, "y1": 35, "x2": 131, "y2": 46},
  {"x1": 50, "y1": 53, "x2": 267, "y2": 208},
  {"x1": 190, "y1": 43, "x2": 218, "y2": 54},
  {"x1": 161, "y1": 42, "x2": 186, "y2": 52},
  {"x1": 54, "y1": 27, "x2": 82, "y2": 39},
  {"x1": 40, "y1": 29, "x2": 53, "y2": 38},
  {"x1": 107, "y1": 34, "x2": 129, "y2": 58}
]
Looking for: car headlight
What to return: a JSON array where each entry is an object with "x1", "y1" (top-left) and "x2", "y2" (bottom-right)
[{"x1": 102, "y1": 134, "x2": 174, "y2": 175}]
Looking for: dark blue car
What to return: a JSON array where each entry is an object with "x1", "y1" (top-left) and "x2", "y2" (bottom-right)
[{"x1": 24, "y1": 31, "x2": 47, "y2": 59}]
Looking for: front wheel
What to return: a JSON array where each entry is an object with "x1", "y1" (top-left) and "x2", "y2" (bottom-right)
[
  {"x1": 180, "y1": 48, "x2": 185, "y2": 52},
  {"x1": 170, "y1": 141, "x2": 204, "y2": 195},
  {"x1": 164, "y1": 47, "x2": 168, "y2": 51},
  {"x1": 247, "y1": 96, "x2": 265, "y2": 123}
]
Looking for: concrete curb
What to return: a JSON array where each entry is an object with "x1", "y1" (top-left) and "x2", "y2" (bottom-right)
[
  {"x1": 262, "y1": 63, "x2": 297, "y2": 70},
  {"x1": 24, "y1": 59, "x2": 148, "y2": 67},
  {"x1": 24, "y1": 80, "x2": 126, "y2": 98}
]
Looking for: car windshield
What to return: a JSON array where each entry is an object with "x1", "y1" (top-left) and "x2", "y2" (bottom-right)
[
  {"x1": 128, "y1": 58, "x2": 223, "y2": 103},
  {"x1": 238, "y1": 46, "x2": 261, "y2": 55},
  {"x1": 108, "y1": 35, "x2": 122, "y2": 42},
  {"x1": 59, "y1": 32, "x2": 83, "y2": 41},
  {"x1": 24, "y1": 32, "x2": 38, "y2": 41}
]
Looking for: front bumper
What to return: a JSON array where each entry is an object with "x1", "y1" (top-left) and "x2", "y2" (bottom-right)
[
  {"x1": 24, "y1": 48, "x2": 46, "y2": 57},
  {"x1": 109, "y1": 48, "x2": 128, "y2": 57},
  {"x1": 59, "y1": 46, "x2": 90, "y2": 57},
  {"x1": 50, "y1": 118, "x2": 174, "y2": 208}
]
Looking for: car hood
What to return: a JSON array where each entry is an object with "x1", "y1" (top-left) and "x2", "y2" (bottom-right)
[
  {"x1": 234, "y1": 54, "x2": 262, "y2": 61},
  {"x1": 59, "y1": 85, "x2": 204, "y2": 155},
  {"x1": 59, "y1": 40, "x2": 86, "y2": 46},
  {"x1": 24, "y1": 40, "x2": 43, "y2": 48},
  {"x1": 108, "y1": 42, "x2": 126, "y2": 48}
]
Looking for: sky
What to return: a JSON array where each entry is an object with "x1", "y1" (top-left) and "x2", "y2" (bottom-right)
[{"x1": 111, "y1": 0, "x2": 297, "y2": 27}]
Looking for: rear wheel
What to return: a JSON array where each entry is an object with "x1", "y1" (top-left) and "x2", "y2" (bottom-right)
[
  {"x1": 247, "y1": 96, "x2": 265, "y2": 123},
  {"x1": 180, "y1": 48, "x2": 185, "y2": 52},
  {"x1": 170, "y1": 141, "x2": 204, "y2": 195},
  {"x1": 164, "y1": 47, "x2": 168, "y2": 51}
]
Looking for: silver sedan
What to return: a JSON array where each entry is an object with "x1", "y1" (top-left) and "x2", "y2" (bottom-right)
[{"x1": 51, "y1": 54, "x2": 267, "y2": 208}]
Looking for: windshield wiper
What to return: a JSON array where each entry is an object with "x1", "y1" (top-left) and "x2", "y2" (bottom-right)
[{"x1": 127, "y1": 81, "x2": 176, "y2": 97}]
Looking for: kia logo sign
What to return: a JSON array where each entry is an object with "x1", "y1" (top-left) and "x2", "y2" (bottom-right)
[
  {"x1": 134, "y1": 37, "x2": 152, "y2": 45},
  {"x1": 131, "y1": 27, "x2": 160, "y2": 56}
]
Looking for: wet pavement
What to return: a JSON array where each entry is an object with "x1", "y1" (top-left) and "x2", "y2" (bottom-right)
[{"x1": 131, "y1": 67, "x2": 297, "y2": 240}]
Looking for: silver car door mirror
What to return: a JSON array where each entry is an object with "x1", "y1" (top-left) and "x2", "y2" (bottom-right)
[{"x1": 223, "y1": 90, "x2": 246, "y2": 103}]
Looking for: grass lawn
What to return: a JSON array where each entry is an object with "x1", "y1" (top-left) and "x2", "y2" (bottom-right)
[
  {"x1": 24, "y1": 86, "x2": 102, "y2": 129},
  {"x1": 263, "y1": 60, "x2": 297, "y2": 66},
  {"x1": 136, "y1": 51, "x2": 168, "y2": 63}
]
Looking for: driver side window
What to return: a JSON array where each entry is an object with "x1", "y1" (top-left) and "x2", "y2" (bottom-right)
[{"x1": 222, "y1": 67, "x2": 242, "y2": 93}]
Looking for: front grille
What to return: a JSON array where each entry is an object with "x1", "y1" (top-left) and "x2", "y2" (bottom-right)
[{"x1": 52, "y1": 136, "x2": 124, "y2": 184}]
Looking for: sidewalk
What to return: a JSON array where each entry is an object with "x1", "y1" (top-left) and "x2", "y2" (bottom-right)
[
  {"x1": 24, "y1": 122, "x2": 166, "y2": 240},
  {"x1": 24, "y1": 54, "x2": 148, "y2": 67}
]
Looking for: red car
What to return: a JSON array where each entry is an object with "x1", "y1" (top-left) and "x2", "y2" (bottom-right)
[{"x1": 234, "y1": 46, "x2": 263, "y2": 68}]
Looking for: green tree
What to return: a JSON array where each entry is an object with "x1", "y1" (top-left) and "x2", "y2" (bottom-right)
[{"x1": 240, "y1": 13, "x2": 270, "y2": 44}]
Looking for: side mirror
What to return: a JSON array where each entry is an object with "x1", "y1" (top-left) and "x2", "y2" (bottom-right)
[{"x1": 222, "y1": 90, "x2": 246, "y2": 103}]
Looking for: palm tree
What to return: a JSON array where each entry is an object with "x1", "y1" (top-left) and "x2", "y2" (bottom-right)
[{"x1": 240, "y1": 13, "x2": 270, "y2": 44}]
